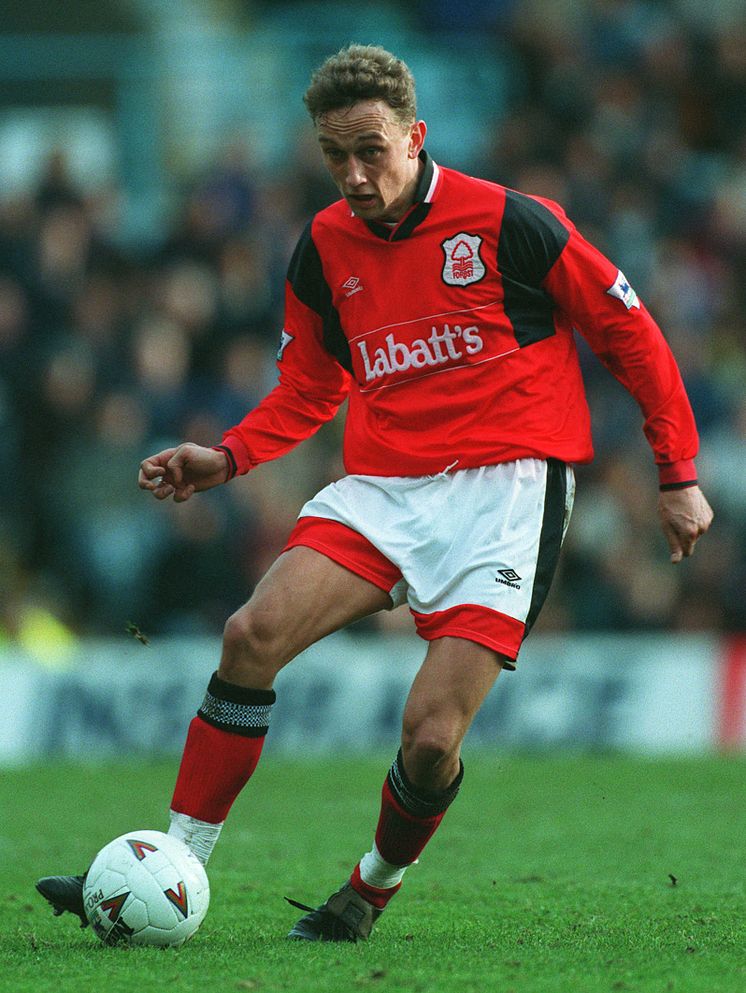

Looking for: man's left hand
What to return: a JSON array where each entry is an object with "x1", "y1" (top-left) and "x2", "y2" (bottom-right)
[{"x1": 658, "y1": 485, "x2": 714, "y2": 563}]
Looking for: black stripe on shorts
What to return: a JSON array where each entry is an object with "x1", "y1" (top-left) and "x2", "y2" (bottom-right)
[{"x1": 523, "y1": 459, "x2": 568, "y2": 638}]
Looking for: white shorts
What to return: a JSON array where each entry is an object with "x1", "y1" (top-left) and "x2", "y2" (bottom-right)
[{"x1": 283, "y1": 459, "x2": 575, "y2": 665}]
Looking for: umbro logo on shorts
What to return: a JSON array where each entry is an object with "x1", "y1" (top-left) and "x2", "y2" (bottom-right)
[{"x1": 496, "y1": 568, "x2": 522, "y2": 589}]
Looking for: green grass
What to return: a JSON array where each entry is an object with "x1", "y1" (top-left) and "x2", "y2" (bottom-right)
[{"x1": 1, "y1": 753, "x2": 744, "y2": 993}]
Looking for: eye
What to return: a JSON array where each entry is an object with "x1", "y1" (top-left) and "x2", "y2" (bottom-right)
[
  {"x1": 362, "y1": 147, "x2": 383, "y2": 160},
  {"x1": 323, "y1": 147, "x2": 345, "y2": 162}
]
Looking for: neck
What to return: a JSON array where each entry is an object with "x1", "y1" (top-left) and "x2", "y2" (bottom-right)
[{"x1": 383, "y1": 157, "x2": 424, "y2": 222}]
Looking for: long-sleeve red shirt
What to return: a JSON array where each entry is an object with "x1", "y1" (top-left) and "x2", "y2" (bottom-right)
[{"x1": 219, "y1": 153, "x2": 698, "y2": 487}]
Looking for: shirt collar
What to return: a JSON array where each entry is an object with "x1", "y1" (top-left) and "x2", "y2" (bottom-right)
[{"x1": 364, "y1": 150, "x2": 440, "y2": 242}]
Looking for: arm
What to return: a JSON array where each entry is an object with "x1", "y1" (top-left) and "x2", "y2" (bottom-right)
[
  {"x1": 216, "y1": 221, "x2": 351, "y2": 477},
  {"x1": 546, "y1": 222, "x2": 713, "y2": 557},
  {"x1": 217, "y1": 316, "x2": 350, "y2": 481},
  {"x1": 505, "y1": 193, "x2": 712, "y2": 555},
  {"x1": 541, "y1": 216, "x2": 699, "y2": 488},
  {"x1": 139, "y1": 222, "x2": 350, "y2": 501}
]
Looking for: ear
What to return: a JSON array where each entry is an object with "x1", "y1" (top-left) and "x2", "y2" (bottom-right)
[{"x1": 408, "y1": 120, "x2": 427, "y2": 158}]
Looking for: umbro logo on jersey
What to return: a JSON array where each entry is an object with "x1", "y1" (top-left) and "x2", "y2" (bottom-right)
[
  {"x1": 342, "y1": 276, "x2": 363, "y2": 297},
  {"x1": 441, "y1": 233, "x2": 486, "y2": 286},
  {"x1": 606, "y1": 269, "x2": 640, "y2": 310},
  {"x1": 496, "y1": 568, "x2": 522, "y2": 589}
]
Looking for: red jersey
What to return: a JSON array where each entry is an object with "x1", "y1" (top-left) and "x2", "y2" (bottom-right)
[{"x1": 219, "y1": 153, "x2": 698, "y2": 487}]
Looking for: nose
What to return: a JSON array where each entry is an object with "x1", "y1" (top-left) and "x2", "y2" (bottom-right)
[{"x1": 344, "y1": 156, "x2": 367, "y2": 189}]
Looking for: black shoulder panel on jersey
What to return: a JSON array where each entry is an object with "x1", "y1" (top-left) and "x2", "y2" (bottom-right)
[
  {"x1": 321, "y1": 307, "x2": 352, "y2": 372},
  {"x1": 287, "y1": 221, "x2": 324, "y2": 312},
  {"x1": 499, "y1": 190, "x2": 570, "y2": 284},
  {"x1": 286, "y1": 221, "x2": 352, "y2": 372},
  {"x1": 498, "y1": 190, "x2": 571, "y2": 348}
]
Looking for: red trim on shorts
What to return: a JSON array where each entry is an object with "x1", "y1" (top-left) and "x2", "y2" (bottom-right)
[
  {"x1": 283, "y1": 515, "x2": 402, "y2": 594},
  {"x1": 410, "y1": 604, "x2": 523, "y2": 667}
]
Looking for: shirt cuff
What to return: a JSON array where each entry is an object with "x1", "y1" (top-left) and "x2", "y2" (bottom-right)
[
  {"x1": 657, "y1": 459, "x2": 697, "y2": 490},
  {"x1": 214, "y1": 435, "x2": 254, "y2": 477},
  {"x1": 211, "y1": 444, "x2": 238, "y2": 480}
]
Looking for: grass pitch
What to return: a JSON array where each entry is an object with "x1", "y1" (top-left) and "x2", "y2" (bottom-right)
[{"x1": 2, "y1": 752, "x2": 744, "y2": 993}]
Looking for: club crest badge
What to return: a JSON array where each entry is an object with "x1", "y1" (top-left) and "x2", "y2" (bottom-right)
[{"x1": 441, "y1": 232, "x2": 486, "y2": 287}]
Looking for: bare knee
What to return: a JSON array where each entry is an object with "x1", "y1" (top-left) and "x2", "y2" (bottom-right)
[
  {"x1": 219, "y1": 604, "x2": 288, "y2": 688},
  {"x1": 401, "y1": 716, "x2": 462, "y2": 792}
]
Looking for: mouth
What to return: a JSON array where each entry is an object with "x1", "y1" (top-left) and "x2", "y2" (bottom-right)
[{"x1": 348, "y1": 193, "x2": 378, "y2": 210}]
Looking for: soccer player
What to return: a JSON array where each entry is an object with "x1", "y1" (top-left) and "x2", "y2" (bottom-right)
[{"x1": 37, "y1": 45, "x2": 713, "y2": 941}]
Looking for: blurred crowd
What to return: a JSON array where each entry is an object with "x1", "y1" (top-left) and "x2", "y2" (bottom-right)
[{"x1": 1, "y1": 0, "x2": 744, "y2": 657}]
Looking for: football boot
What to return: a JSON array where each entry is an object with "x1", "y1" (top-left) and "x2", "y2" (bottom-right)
[
  {"x1": 35, "y1": 874, "x2": 88, "y2": 927},
  {"x1": 286, "y1": 881, "x2": 381, "y2": 941}
]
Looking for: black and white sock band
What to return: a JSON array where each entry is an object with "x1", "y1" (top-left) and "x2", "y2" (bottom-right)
[
  {"x1": 197, "y1": 671, "x2": 276, "y2": 738},
  {"x1": 387, "y1": 748, "x2": 464, "y2": 818}
]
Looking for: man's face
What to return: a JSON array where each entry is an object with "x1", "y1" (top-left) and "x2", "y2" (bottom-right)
[{"x1": 316, "y1": 100, "x2": 426, "y2": 223}]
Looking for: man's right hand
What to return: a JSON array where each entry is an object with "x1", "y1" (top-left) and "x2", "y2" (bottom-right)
[{"x1": 138, "y1": 443, "x2": 231, "y2": 502}]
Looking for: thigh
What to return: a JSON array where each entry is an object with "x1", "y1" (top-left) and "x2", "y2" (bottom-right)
[{"x1": 234, "y1": 545, "x2": 394, "y2": 665}]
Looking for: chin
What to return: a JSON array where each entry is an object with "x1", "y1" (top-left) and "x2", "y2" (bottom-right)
[{"x1": 348, "y1": 197, "x2": 382, "y2": 217}]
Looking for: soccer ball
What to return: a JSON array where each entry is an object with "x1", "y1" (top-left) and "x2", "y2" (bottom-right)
[{"x1": 83, "y1": 830, "x2": 210, "y2": 947}]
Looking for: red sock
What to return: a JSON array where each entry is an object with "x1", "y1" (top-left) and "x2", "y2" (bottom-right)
[
  {"x1": 374, "y1": 777, "x2": 446, "y2": 865},
  {"x1": 350, "y1": 750, "x2": 464, "y2": 907},
  {"x1": 350, "y1": 863, "x2": 401, "y2": 909},
  {"x1": 170, "y1": 715, "x2": 267, "y2": 823},
  {"x1": 170, "y1": 672, "x2": 275, "y2": 824}
]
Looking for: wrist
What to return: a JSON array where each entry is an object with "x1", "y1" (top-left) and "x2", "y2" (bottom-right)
[
  {"x1": 212, "y1": 445, "x2": 237, "y2": 482},
  {"x1": 657, "y1": 458, "x2": 697, "y2": 491}
]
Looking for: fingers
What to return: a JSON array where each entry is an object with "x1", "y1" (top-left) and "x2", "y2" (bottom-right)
[
  {"x1": 139, "y1": 446, "x2": 195, "y2": 500},
  {"x1": 173, "y1": 484, "x2": 195, "y2": 503},
  {"x1": 141, "y1": 476, "x2": 194, "y2": 502},
  {"x1": 138, "y1": 448, "x2": 177, "y2": 491},
  {"x1": 671, "y1": 538, "x2": 693, "y2": 564},
  {"x1": 663, "y1": 525, "x2": 685, "y2": 564},
  {"x1": 166, "y1": 452, "x2": 185, "y2": 487},
  {"x1": 138, "y1": 462, "x2": 159, "y2": 490},
  {"x1": 152, "y1": 481, "x2": 176, "y2": 501},
  {"x1": 139, "y1": 448, "x2": 197, "y2": 501},
  {"x1": 140, "y1": 471, "x2": 176, "y2": 500},
  {"x1": 148, "y1": 482, "x2": 194, "y2": 502},
  {"x1": 665, "y1": 516, "x2": 707, "y2": 564}
]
